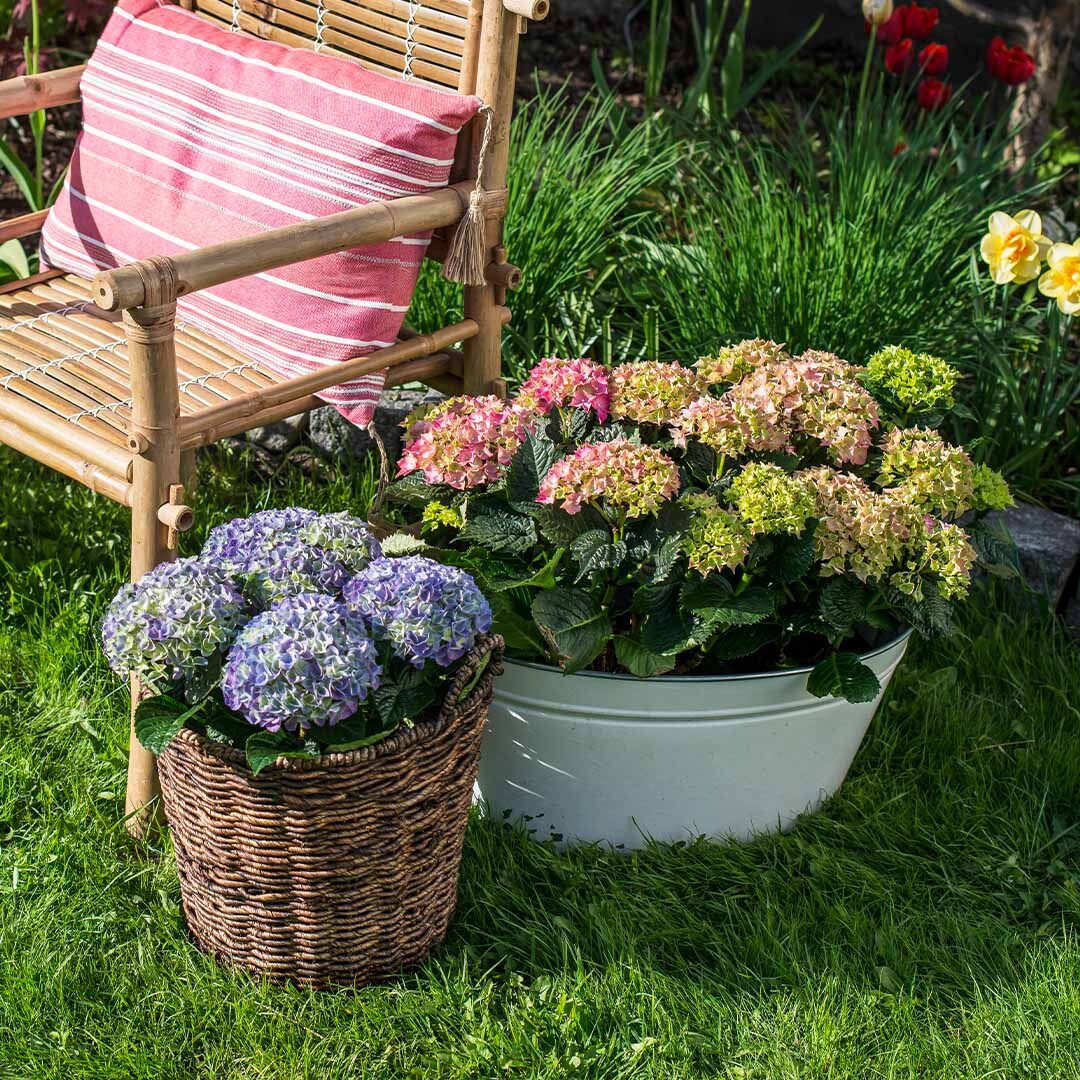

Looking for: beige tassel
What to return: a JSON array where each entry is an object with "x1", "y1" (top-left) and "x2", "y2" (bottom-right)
[{"x1": 443, "y1": 106, "x2": 494, "y2": 287}]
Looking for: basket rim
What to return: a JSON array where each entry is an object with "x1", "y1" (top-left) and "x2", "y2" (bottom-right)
[{"x1": 167, "y1": 634, "x2": 503, "y2": 775}]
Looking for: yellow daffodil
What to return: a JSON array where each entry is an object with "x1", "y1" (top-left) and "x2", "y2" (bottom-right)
[
  {"x1": 862, "y1": 0, "x2": 894, "y2": 25},
  {"x1": 979, "y1": 209, "x2": 1051, "y2": 285},
  {"x1": 1038, "y1": 242, "x2": 1080, "y2": 315}
]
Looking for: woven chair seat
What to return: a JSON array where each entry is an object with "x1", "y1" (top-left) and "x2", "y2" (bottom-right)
[{"x1": 0, "y1": 274, "x2": 283, "y2": 457}]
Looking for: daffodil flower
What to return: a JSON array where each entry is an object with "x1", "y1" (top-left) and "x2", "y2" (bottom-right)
[
  {"x1": 979, "y1": 209, "x2": 1051, "y2": 285},
  {"x1": 1038, "y1": 241, "x2": 1080, "y2": 315}
]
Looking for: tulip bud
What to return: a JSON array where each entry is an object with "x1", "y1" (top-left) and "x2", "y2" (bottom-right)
[{"x1": 862, "y1": 0, "x2": 894, "y2": 26}]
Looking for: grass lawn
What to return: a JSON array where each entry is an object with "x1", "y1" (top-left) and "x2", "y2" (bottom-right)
[{"x1": 1, "y1": 445, "x2": 1079, "y2": 1079}]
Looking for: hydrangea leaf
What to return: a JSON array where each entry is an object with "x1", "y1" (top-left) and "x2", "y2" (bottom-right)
[
  {"x1": 709, "y1": 623, "x2": 782, "y2": 661},
  {"x1": 966, "y1": 517, "x2": 1021, "y2": 579},
  {"x1": 533, "y1": 503, "x2": 607, "y2": 547},
  {"x1": 682, "y1": 580, "x2": 774, "y2": 627},
  {"x1": 244, "y1": 729, "x2": 318, "y2": 775},
  {"x1": 489, "y1": 593, "x2": 548, "y2": 655},
  {"x1": 507, "y1": 428, "x2": 557, "y2": 507},
  {"x1": 531, "y1": 588, "x2": 613, "y2": 673},
  {"x1": 819, "y1": 577, "x2": 868, "y2": 636},
  {"x1": 639, "y1": 603, "x2": 697, "y2": 656},
  {"x1": 570, "y1": 529, "x2": 626, "y2": 583},
  {"x1": 374, "y1": 667, "x2": 440, "y2": 728},
  {"x1": 133, "y1": 693, "x2": 204, "y2": 756},
  {"x1": 764, "y1": 524, "x2": 818, "y2": 585},
  {"x1": 807, "y1": 652, "x2": 882, "y2": 704},
  {"x1": 461, "y1": 497, "x2": 538, "y2": 555},
  {"x1": 385, "y1": 472, "x2": 454, "y2": 509},
  {"x1": 614, "y1": 636, "x2": 678, "y2": 677}
]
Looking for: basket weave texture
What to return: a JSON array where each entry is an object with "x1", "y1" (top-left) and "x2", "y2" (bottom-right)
[{"x1": 156, "y1": 635, "x2": 503, "y2": 988}]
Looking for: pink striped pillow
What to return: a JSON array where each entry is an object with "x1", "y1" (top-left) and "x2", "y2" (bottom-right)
[{"x1": 41, "y1": 0, "x2": 480, "y2": 426}]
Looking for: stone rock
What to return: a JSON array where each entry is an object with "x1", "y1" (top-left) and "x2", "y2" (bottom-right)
[
  {"x1": 245, "y1": 413, "x2": 308, "y2": 455},
  {"x1": 309, "y1": 387, "x2": 446, "y2": 468},
  {"x1": 986, "y1": 503, "x2": 1080, "y2": 610}
]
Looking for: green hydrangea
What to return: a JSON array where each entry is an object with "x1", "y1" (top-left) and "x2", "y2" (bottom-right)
[
  {"x1": 878, "y1": 428, "x2": 976, "y2": 516},
  {"x1": 682, "y1": 494, "x2": 752, "y2": 575},
  {"x1": 970, "y1": 464, "x2": 1013, "y2": 511},
  {"x1": 696, "y1": 339, "x2": 790, "y2": 387},
  {"x1": 421, "y1": 500, "x2": 465, "y2": 533},
  {"x1": 727, "y1": 463, "x2": 815, "y2": 537},
  {"x1": 864, "y1": 345, "x2": 958, "y2": 415},
  {"x1": 890, "y1": 518, "x2": 976, "y2": 602}
]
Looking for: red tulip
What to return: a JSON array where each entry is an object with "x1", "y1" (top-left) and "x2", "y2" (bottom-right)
[
  {"x1": 918, "y1": 42, "x2": 948, "y2": 75},
  {"x1": 885, "y1": 38, "x2": 915, "y2": 74},
  {"x1": 904, "y1": 4, "x2": 939, "y2": 39},
  {"x1": 986, "y1": 36, "x2": 1036, "y2": 86},
  {"x1": 917, "y1": 77, "x2": 952, "y2": 110},
  {"x1": 874, "y1": 8, "x2": 908, "y2": 44}
]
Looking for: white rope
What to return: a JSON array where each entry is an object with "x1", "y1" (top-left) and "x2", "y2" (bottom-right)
[
  {"x1": 177, "y1": 361, "x2": 265, "y2": 397},
  {"x1": 403, "y1": 1, "x2": 421, "y2": 79},
  {"x1": 314, "y1": 0, "x2": 327, "y2": 51},
  {"x1": 0, "y1": 338, "x2": 127, "y2": 392},
  {"x1": 0, "y1": 301, "x2": 94, "y2": 336},
  {"x1": 230, "y1": 0, "x2": 242, "y2": 32}
]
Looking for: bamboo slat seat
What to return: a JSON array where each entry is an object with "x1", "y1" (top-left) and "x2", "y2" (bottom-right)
[{"x1": 0, "y1": 0, "x2": 546, "y2": 834}]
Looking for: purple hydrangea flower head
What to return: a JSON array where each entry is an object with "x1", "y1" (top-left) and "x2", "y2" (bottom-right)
[
  {"x1": 202, "y1": 509, "x2": 382, "y2": 606},
  {"x1": 101, "y1": 558, "x2": 248, "y2": 691},
  {"x1": 221, "y1": 593, "x2": 381, "y2": 733},
  {"x1": 343, "y1": 556, "x2": 492, "y2": 668}
]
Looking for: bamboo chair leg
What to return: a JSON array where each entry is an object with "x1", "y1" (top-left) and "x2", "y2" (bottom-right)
[
  {"x1": 122, "y1": 260, "x2": 182, "y2": 837},
  {"x1": 461, "y1": 3, "x2": 520, "y2": 397}
]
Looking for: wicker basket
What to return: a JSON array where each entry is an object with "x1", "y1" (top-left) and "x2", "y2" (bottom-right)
[{"x1": 156, "y1": 636, "x2": 503, "y2": 988}]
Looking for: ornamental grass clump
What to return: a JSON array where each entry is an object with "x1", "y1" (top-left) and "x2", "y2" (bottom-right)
[
  {"x1": 101, "y1": 511, "x2": 490, "y2": 773},
  {"x1": 392, "y1": 344, "x2": 1015, "y2": 703}
]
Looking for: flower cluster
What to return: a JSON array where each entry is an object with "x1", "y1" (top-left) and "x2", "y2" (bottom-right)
[
  {"x1": 669, "y1": 396, "x2": 746, "y2": 457},
  {"x1": 802, "y1": 467, "x2": 920, "y2": 583},
  {"x1": 696, "y1": 339, "x2": 790, "y2": 388},
  {"x1": 863, "y1": 345, "x2": 957, "y2": 414},
  {"x1": 722, "y1": 352, "x2": 880, "y2": 464},
  {"x1": 202, "y1": 509, "x2": 382, "y2": 606},
  {"x1": 397, "y1": 395, "x2": 533, "y2": 490},
  {"x1": 726, "y1": 463, "x2": 816, "y2": 537},
  {"x1": 877, "y1": 427, "x2": 981, "y2": 515},
  {"x1": 890, "y1": 517, "x2": 976, "y2": 601},
  {"x1": 536, "y1": 439, "x2": 681, "y2": 519},
  {"x1": 682, "y1": 494, "x2": 751, "y2": 575},
  {"x1": 866, "y1": 2, "x2": 951, "y2": 109},
  {"x1": 608, "y1": 361, "x2": 701, "y2": 425},
  {"x1": 221, "y1": 594, "x2": 381, "y2": 733},
  {"x1": 517, "y1": 356, "x2": 610, "y2": 421},
  {"x1": 101, "y1": 558, "x2": 249, "y2": 691},
  {"x1": 344, "y1": 557, "x2": 492, "y2": 668}
]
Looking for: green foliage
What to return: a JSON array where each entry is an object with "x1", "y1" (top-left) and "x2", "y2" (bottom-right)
[
  {"x1": 407, "y1": 88, "x2": 680, "y2": 382},
  {"x1": 531, "y1": 587, "x2": 612, "y2": 674},
  {"x1": 807, "y1": 651, "x2": 882, "y2": 704}
]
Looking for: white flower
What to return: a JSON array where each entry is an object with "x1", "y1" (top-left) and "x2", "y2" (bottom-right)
[{"x1": 862, "y1": 0, "x2": 894, "y2": 25}]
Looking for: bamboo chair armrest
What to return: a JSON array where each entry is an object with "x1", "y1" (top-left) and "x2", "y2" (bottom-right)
[
  {"x1": 93, "y1": 182, "x2": 508, "y2": 312},
  {"x1": 0, "y1": 65, "x2": 84, "y2": 120}
]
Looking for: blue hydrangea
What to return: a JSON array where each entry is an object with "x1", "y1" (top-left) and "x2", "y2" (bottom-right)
[
  {"x1": 202, "y1": 509, "x2": 382, "y2": 606},
  {"x1": 101, "y1": 558, "x2": 249, "y2": 693},
  {"x1": 343, "y1": 556, "x2": 492, "y2": 668},
  {"x1": 221, "y1": 593, "x2": 381, "y2": 733}
]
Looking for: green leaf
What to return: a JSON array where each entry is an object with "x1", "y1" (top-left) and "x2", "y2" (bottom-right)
[
  {"x1": 374, "y1": 666, "x2": 440, "y2": 728},
  {"x1": 487, "y1": 549, "x2": 564, "y2": 592},
  {"x1": 461, "y1": 497, "x2": 538, "y2": 555},
  {"x1": 820, "y1": 577, "x2": 868, "y2": 636},
  {"x1": 385, "y1": 472, "x2": 453, "y2": 509},
  {"x1": 683, "y1": 580, "x2": 774, "y2": 627},
  {"x1": 967, "y1": 517, "x2": 1021, "y2": 579},
  {"x1": 709, "y1": 622, "x2": 781, "y2": 661},
  {"x1": 569, "y1": 528, "x2": 625, "y2": 583},
  {"x1": 533, "y1": 503, "x2": 606, "y2": 547},
  {"x1": 765, "y1": 525, "x2": 818, "y2": 585},
  {"x1": 639, "y1": 604, "x2": 696, "y2": 655},
  {"x1": 0, "y1": 140, "x2": 38, "y2": 211},
  {"x1": 490, "y1": 592, "x2": 548, "y2": 654},
  {"x1": 886, "y1": 584, "x2": 953, "y2": 639},
  {"x1": 507, "y1": 428, "x2": 556, "y2": 506},
  {"x1": 720, "y1": 0, "x2": 750, "y2": 121},
  {"x1": 0, "y1": 239, "x2": 30, "y2": 279},
  {"x1": 632, "y1": 579, "x2": 679, "y2": 615},
  {"x1": 531, "y1": 587, "x2": 612, "y2": 673},
  {"x1": 807, "y1": 653, "x2": 882, "y2": 704},
  {"x1": 133, "y1": 693, "x2": 204, "y2": 756},
  {"x1": 614, "y1": 636, "x2": 677, "y2": 677},
  {"x1": 245, "y1": 729, "x2": 318, "y2": 775},
  {"x1": 455, "y1": 652, "x2": 493, "y2": 704}
]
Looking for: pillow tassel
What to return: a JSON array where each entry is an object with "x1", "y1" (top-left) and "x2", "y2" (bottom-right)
[{"x1": 443, "y1": 106, "x2": 494, "y2": 288}]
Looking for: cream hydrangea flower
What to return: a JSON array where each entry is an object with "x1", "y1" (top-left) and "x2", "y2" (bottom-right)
[
  {"x1": 681, "y1": 494, "x2": 752, "y2": 575},
  {"x1": 1038, "y1": 241, "x2": 1080, "y2": 315},
  {"x1": 980, "y1": 210, "x2": 1051, "y2": 285}
]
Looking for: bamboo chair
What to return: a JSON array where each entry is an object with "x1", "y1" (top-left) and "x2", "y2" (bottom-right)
[{"x1": 0, "y1": 0, "x2": 547, "y2": 832}]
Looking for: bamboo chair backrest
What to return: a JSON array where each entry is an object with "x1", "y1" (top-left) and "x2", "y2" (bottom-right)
[{"x1": 186, "y1": 0, "x2": 486, "y2": 93}]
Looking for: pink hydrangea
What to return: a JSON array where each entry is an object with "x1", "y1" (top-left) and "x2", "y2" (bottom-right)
[
  {"x1": 397, "y1": 395, "x2": 532, "y2": 490},
  {"x1": 608, "y1": 361, "x2": 702, "y2": 425},
  {"x1": 670, "y1": 397, "x2": 748, "y2": 457},
  {"x1": 721, "y1": 355, "x2": 880, "y2": 465},
  {"x1": 516, "y1": 357, "x2": 611, "y2": 421},
  {"x1": 536, "y1": 438, "x2": 681, "y2": 519}
]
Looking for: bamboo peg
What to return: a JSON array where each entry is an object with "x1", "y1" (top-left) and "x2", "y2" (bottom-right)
[{"x1": 502, "y1": 0, "x2": 549, "y2": 19}]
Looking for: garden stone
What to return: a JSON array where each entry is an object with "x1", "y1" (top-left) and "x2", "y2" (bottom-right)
[
  {"x1": 245, "y1": 413, "x2": 308, "y2": 455},
  {"x1": 987, "y1": 503, "x2": 1080, "y2": 610},
  {"x1": 310, "y1": 387, "x2": 446, "y2": 467}
]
